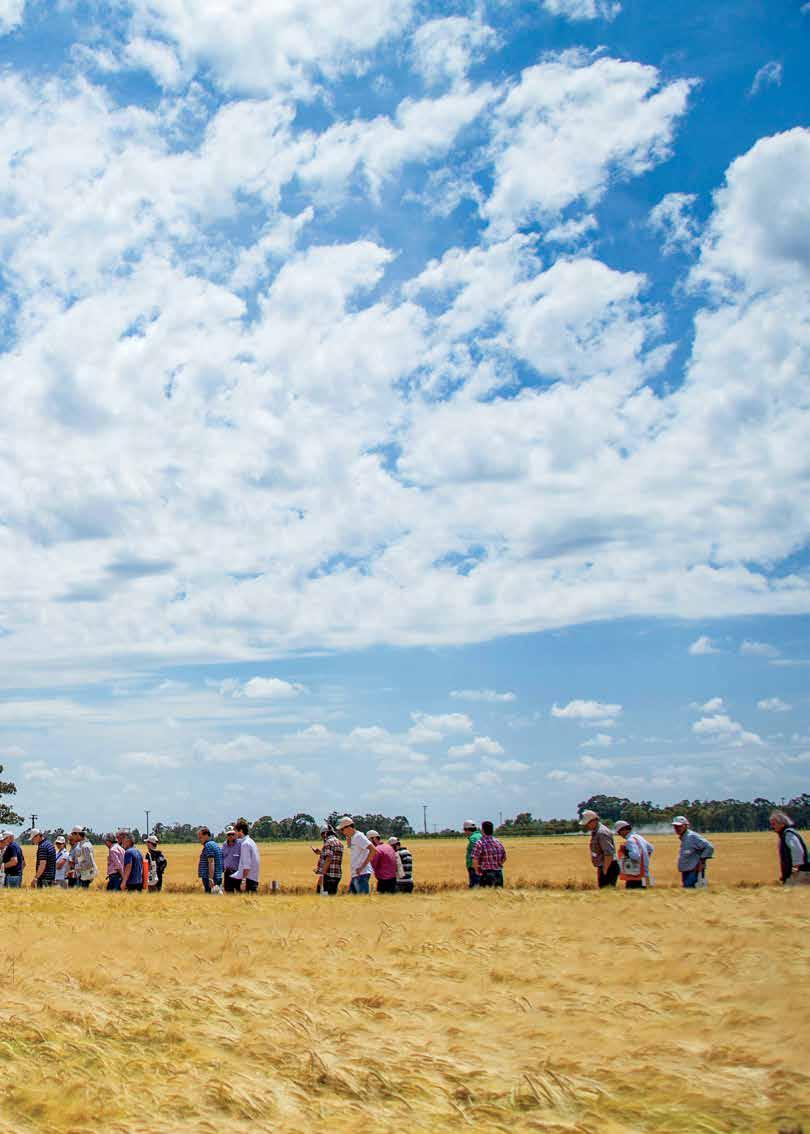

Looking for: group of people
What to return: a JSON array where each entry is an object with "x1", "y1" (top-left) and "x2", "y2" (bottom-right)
[
  {"x1": 319, "y1": 818, "x2": 414, "y2": 894},
  {"x1": 579, "y1": 808, "x2": 810, "y2": 889},
  {"x1": 1, "y1": 808, "x2": 807, "y2": 893}
]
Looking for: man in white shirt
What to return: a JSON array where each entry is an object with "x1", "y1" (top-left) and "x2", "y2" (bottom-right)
[
  {"x1": 336, "y1": 816, "x2": 376, "y2": 894},
  {"x1": 232, "y1": 819, "x2": 261, "y2": 892}
]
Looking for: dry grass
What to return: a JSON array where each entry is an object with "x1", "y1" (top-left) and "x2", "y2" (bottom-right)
[
  {"x1": 118, "y1": 832, "x2": 798, "y2": 892},
  {"x1": 0, "y1": 884, "x2": 808, "y2": 1133}
]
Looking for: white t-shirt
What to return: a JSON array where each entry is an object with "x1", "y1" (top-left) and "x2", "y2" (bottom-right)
[
  {"x1": 349, "y1": 831, "x2": 373, "y2": 877},
  {"x1": 55, "y1": 849, "x2": 69, "y2": 882}
]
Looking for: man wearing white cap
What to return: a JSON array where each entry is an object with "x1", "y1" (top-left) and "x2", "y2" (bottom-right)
[
  {"x1": 336, "y1": 816, "x2": 376, "y2": 894},
  {"x1": 672, "y1": 816, "x2": 714, "y2": 888},
  {"x1": 613, "y1": 820, "x2": 653, "y2": 889},
  {"x1": 147, "y1": 835, "x2": 168, "y2": 890},
  {"x1": 579, "y1": 810, "x2": 619, "y2": 888},
  {"x1": 54, "y1": 835, "x2": 69, "y2": 888},
  {"x1": 29, "y1": 829, "x2": 56, "y2": 888},
  {"x1": 463, "y1": 821, "x2": 482, "y2": 888}
]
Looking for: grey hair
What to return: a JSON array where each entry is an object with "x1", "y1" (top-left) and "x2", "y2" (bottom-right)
[{"x1": 770, "y1": 810, "x2": 793, "y2": 828}]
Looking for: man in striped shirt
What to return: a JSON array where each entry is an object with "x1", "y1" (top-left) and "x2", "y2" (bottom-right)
[
  {"x1": 472, "y1": 820, "x2": 507, "y2": 887},
  {"x1": 197, "y1": 827, "x2": 224, "y2": 893},
  {"x1": 30, "y1": 830, "x2": 56, "y2": 888},
  {"x1": 388, "y1": 836, "x2": 414, "y2": 893}
]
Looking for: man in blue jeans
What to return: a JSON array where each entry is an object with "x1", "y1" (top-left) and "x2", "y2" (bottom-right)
[
  {"x1": 336, "y1": 817, "x2": 375, "y2": 894},
  {"x1": 673, "y1": 816, "x2": 714, "y2": 887},
  {"x1": 1, "y1": 831, "x2": 24, "y2": 887}
]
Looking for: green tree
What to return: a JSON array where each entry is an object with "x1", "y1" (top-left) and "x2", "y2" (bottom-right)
[{"x1": 0, "y1": 765, "x2": 23, "y2": 826}]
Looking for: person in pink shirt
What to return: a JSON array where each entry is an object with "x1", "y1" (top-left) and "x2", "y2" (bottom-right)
[
  {"x1": 104, "y1": 832, "x2": 125, "y2": 891},
  {"x1": 367, "y1": 831, "x2": 398, "y2": 894}
]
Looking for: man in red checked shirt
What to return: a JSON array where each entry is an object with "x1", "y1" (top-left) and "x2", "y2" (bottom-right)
[{"x1": 472, "y1": 820, "x2": 507, "y2": 887}]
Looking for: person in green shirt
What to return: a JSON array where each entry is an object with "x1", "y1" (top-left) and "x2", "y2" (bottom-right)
[{"x1": 463, "y1": 820, "x2": 482, "y2": 887}]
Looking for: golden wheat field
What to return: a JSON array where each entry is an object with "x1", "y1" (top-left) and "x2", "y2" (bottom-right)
[
  {"x1": 0, "y1": 882, "x2": 808, "y2": 1134},
  {"x1": 110, "y1": 832, "x2": 800, "y2": 891}
]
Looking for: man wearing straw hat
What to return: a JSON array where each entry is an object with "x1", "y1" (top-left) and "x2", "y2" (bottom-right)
[{"x1": 579, "y1": 809, "x2": 619, "y2": 888}]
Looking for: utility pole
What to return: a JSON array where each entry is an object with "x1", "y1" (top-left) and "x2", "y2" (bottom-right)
[
  {"x1": 145, "y1": 810, "x2": 151, "y2": 838},
  {"x1": 30, "y1": 813, "x2": 38, "y2": 830},
  {"x1": 499, "y1": 810, "x2": 503, "y2": 827},
  {"x1": 422, "y1": 803, "x2": 428, "y2": 836}
]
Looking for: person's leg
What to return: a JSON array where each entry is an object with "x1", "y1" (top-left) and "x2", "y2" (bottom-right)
[
  {"x1": 201, "y1": 877, "x2": 212, "y2": 893},
  {"x1": 223, "y1": 871, "x2": 238, "y2": 893},
  {"x1": 245, "y1": 879, "x2": 259, "y2": 893},
  {"x1": 79, "y1": 879, "x2": 92, "y2": 889},
  {"x1": 355, "y1": 874, "x2": 370, "y2": 894},
  {"x1": 468, "y1": 867, "x2": 480, "y2": 888},
  {"x1": 625, "y1": 879, "x2": 644, "y2": 890},
  {"x1": 681, "y1": 869, "x2": 698, "y2": 888},
  {"x1": 377, "y1": 877, "x2": 397, "y2": 894},
  {"x1": 107, "y1": 874, "x2": 122, "y2": 891},
  {"x1": 396, "y1": 880, "x2": 414, "y2": 894},
  {"x1": 323, "y1": 876, "x2": 340, "y2": 895},
  {"x1": 37, "y1": 879, "x2": 53, "y2": 888},
  {"x1": 493, "y1": 870, "x2": 504, "y2": 888},
  {"x1": 479, "y1": 870, "x2": 494, "y2": 888},
  {"x1": 5, "y1": 875, "x2": 21, "y2": 889}
]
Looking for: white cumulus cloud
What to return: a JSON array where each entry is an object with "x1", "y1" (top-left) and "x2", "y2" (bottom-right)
[{"x1": 551, "y1": 700, "x2": 622, "y2": 726}]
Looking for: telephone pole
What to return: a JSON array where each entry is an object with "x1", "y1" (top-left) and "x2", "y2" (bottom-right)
[
  {"x1": 30, "y1": 813, "x2": 38, "y2": 830},
  {"x1": 422, "y1": 803, "x2": 428, "y2": 836},
  {"x1": 145, "y1": 810, "x2": 151, "y2": 838}
]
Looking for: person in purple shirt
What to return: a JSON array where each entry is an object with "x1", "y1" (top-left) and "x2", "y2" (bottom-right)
[
  {"x1": 367, "y1": 831, "x2": 398, "y2": 894},
  {"x1": 220, "y1": 827, "x2": 242, "y2": 892}
]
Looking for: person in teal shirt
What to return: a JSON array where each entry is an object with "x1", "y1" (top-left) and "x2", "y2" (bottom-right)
[{"x1": 463, "y1": 821, "x2": 482, "y2": 887}]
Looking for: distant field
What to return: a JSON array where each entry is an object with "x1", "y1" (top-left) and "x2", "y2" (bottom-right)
[
  {"x1": 0, "y1": 886, "x2": 807, "y2": 1133},
  {"x1": 92, "y1": 831, "x2": 795, "y2": 892}
]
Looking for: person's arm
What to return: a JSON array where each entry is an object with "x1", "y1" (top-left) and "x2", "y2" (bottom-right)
[
  {"x1": 31, "y1": 853, "x2": 43, "y2": 887},
  {"x1": 121, "y1": 860, "x2": 131, "y2": 888},
  {"x1": 5, "y1": 854, "x2": 18, "y2": 870},
  {"x1": 472, "y1": 843, "x2": 483, "y2": 875},
  {"x1": 695, "y1": 834, "x2": 714, "y2": 866},
  {"x1": 207, "y1": 850, "x2": 216, "y2": 884}
]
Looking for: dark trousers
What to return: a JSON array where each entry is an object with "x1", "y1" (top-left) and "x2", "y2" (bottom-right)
[
  {"x1": 625, "y1": 879, "x2": 644, "y2": 890},
  {"x1": 396, "y1": 880, "x2": 414, "y2": 893},
  {"x1": 245, "y1": 878, "x2": 259, "y2": 893},
  {"x1": 321, "y1": 876, "x2": 340, "y2": 895},
  {"x1": 468, "y1": 867, "x2": 480, "y2": 888},
  {"x1": 377, "y1": 876, "x2": 397, "y2": 894},
  {"x1": 107, "y1": 873, "x2": 122, "y2": 891},
  {"x1": 598, "y1": 861, "x2": 620, "y2": 888},
  {"x1": 223, "y1": 872, "x2": 240, "y2": 892},
  {"x1": 480, "y1": 869, "x2": 504, "y2": 888}
]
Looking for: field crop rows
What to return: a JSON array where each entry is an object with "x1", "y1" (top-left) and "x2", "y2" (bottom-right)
[{"x1": 0, "y1": 886, "x2": 807, "y2": 1133}]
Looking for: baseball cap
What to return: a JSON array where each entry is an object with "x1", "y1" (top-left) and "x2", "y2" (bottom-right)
[
  {"x1": 224, "y1": 827, "x2": 237, "y2": 836},
  {"x1": 55, "y1": 835, "x2": 66, "y2": 844},
  {"x1": 671, "y1": 815, "x2": 689, "y2": 827},
  {"x1": 388, "y1": 836, "x2": 399, "y2": 845},
  {"x1": 29, "y1": 828, "x2": 42, "y2": 839},
  {"x1": 366, "y1": 830, "x2": 380, "y2": 840},
  {"x1": 462, "y1": 820, "x2": 476, "y2": 830},
  {"x1": 336, "y1": 816, "x2": 354, "y2": 830},
  {"x1": 613, "y1": 820, "x2": 631, "y2": 833},
  {"x1": 145, "y1": 835, "x2": 158, "y2": 844},
  {"x1": 578, "y1": 809, "x2": 599, "y2": 826}
]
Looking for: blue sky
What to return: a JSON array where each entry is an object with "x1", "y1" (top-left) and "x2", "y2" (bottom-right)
[{"x1": 0, "y1": 0, "x2": 808, "y2": 833}]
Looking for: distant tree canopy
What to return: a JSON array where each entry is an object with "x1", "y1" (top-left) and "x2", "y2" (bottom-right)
[
  {"x1": 572, "y1": 794, "x2": 810, "y2": 833},
  {"x1": 0, "y1": 766, "x2": 23, "y2": 827}
]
